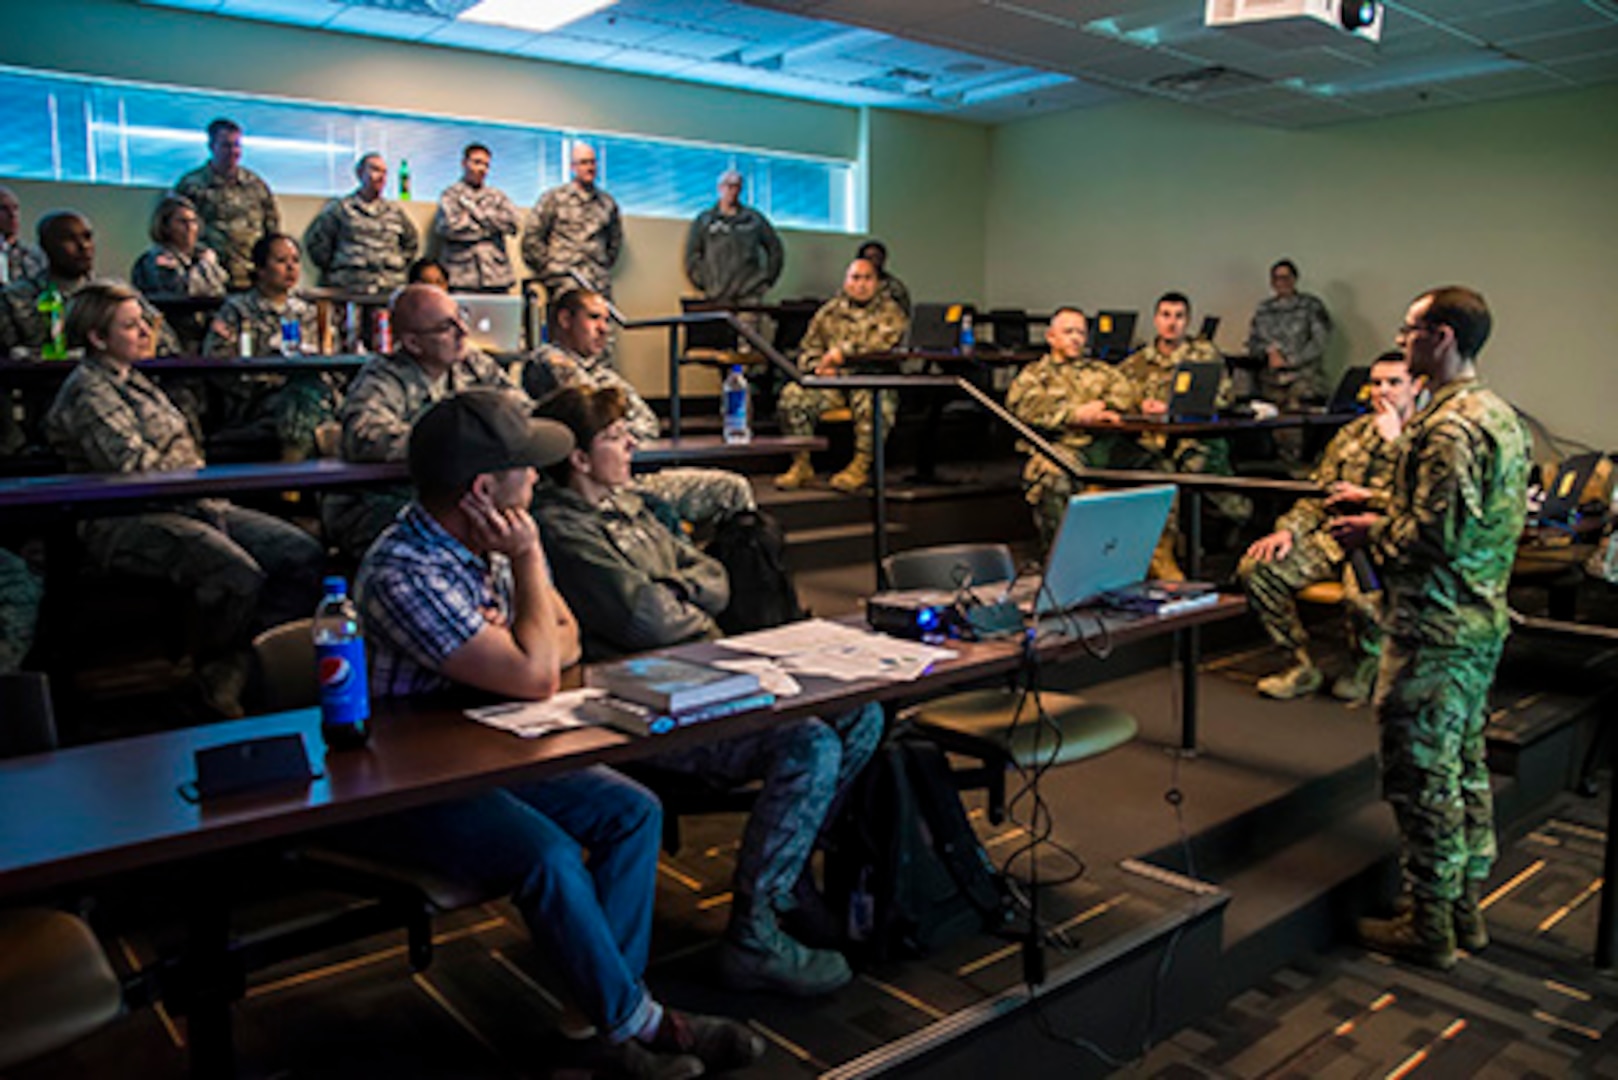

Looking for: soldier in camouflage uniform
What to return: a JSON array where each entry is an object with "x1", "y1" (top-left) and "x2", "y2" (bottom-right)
[
  {"x1": 1121, "y1": 291, "x2": 1251, "y2": 525},
  {"x1": 522, "y1": 289, "x2": 753, "y2": 526},
  {"x1": 131, "y1": 194, "x2": 229, "y2": 354},
  {"x1": 1240, "y1": 352, "x2": 1415, "y2": 702},
  {"x1": 304, "y1": 154, "x2": 420, "y2": 294},
  {"x1": 202, "y1": 233, "x2": 338, "y2": 461},
  {"x1": 1005, "y1": 307, "x2": 1144, "y2": 547},
  {"x1": 685, "y1": 171, "x2": 784, "y2": 307},
  {"x1": 0, "y1": 546, "x2": 43, "y2": 674},
  {"x1": 44, "y1": 283, "x2": 323, "y2": 716},
  {"x1": 435, "y1": 143, "x2": 520, "y2": 294},
  {"x1": 172, "y1": 118, "x2": 280, "y2": 292},
  {"x1": 323, "y1": 285, "x2": 524, "y2": 558},
  {"x1": 535, "y1": 383, "x2": 882, "y2": 998},
  {"x1": 1331, "y1": 286, "x2": 1530, "y2": 971},
  {"x1": 1246, "y1": 258, "x2": 1333, "y2": 411},
  {"x1": 775, "y1": 258, "x2": 909, "y2": 494},
  {"x1": 857, "y1": 239, "x2": 911, "y2": 316},
  {"x1": 522, "y1": 143, "x2": 622, "y2": 301},
  {"x1": 0, "y1": 185, "x2": 47, "y2": 287}
]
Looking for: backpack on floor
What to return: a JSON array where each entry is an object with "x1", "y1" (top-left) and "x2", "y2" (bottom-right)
[
  {"x1": 825, "y1": 734, "x2": 1010, "y2": 962},
  {"x1": 706, "y1": 509, "x2": 805, "y2": 633}
]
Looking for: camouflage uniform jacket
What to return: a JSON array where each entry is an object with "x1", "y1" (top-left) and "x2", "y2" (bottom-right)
[
  {"x1": 877, "y1": 273, "x2": 911, "y2": 316},
  {"x1": 1006, "y1": 352, "x2": 1140, "y2": 451},
  {"x1": 0, "y1": 274, "x2": 179, "y2": 356},
  {"x1": 522, "y1": 341, "x2": 660, "y2": 443},
  {"x1": 1368, "y1": 377, "x2": 1530, "y2": 650},
  {"x1": 532, "y1": 483, "x2": 727, "y2": 660},
  {"x1": 796, "y1": 293, "x2": 908, "y2": 371},
  {"x1": 304, "y1": 192, "x2": 420, "y2": 293},
  {"x1": 1245, "y1": 292, "x2": 1331, "y2": 388},
  {"x1": 202, "y1": 289, "x2": 319, "y2": 358},
  {"x1": 45, "y1": 354, "x2": 204, "y2": 475},
  {"x1": 173, "y1": 163, "x2": 280, "y2": 291},
  {"x1": 1, "y1": 237, "x2": 46, "y2": 286},
  {"x1": 435, "y1": 180, "x2": 520, "y2": 291},
  {"x1": 1119, "y1": 337, "x2": 1233, "y2": 407},
  {"x1": 131, "y1": 244, "x2": 229, "y2": 299},
  {"x1": 521, "y1": 183, "x2": 622, "y2": 295},
  {"x1": 338, "y1": 348, "x2": 519, "y2": 464},
  {"x1": 684, "y1": 205, "x2": 783, "y2": 303},
  {"x1": 1275, "y1": 413, "x2": 1397, "y2": 558}
]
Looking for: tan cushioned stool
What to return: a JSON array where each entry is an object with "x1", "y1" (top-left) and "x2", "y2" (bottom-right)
[{"x1": 0, "y1": 909, "x2": 123, "y2": 1070}]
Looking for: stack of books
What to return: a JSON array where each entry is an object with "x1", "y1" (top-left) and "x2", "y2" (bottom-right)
[{"x1": 582, "y1": 656, "x2": 776, "y2": 736}]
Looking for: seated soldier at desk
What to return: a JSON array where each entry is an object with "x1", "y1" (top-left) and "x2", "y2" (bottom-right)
[
  {"x1": 524, "y1": 288, "x2": 754, "y2": 528},
  {"x1": 1239, "y1": 352, "x2": 1415, "y2": 702},
  {"x1": 350, "y1": 390, "x2": 763, "y2": 1078},
  {"x1": 1120, "y1": 291, "x2": 1251, "y2": 527},
  {"x1": 1005, "y1": 306, "x2": 1142, "y2": 548},
  {"x1": 43, "y1": 283, "x2": 323, "y2": 717},
  {"x1": 534, "y1": 385, "x2": 883, "y2": 999},
  {"x1": 130, "y1": 194, "x2": 229, "y2": 352},
  {"x1": 774, "y1": 257, "x2": 908, "y2": 493},
  {"x1": 323, "y1": 284, "x2": 523, "y2": 559}
]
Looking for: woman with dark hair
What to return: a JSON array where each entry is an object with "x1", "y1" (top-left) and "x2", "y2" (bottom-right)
[
  {"x1": 43, "y1": 282, "x2": 323, "y2": 716},
  {"x1": 203, "y1": 233, "x2": 338, "y2": 460},
  {"x1": 534, "y1": 384, "x2": 882, "y2": 999}
]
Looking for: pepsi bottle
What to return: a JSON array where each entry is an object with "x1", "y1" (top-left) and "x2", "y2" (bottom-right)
[{"x1": 314, "y1": 576, "x2": 370, "y2": 749}]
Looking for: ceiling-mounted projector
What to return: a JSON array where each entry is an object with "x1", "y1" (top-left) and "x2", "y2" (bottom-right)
[{"x1": 1205, "y1": 0, "x2": 1383, "y2": 48}]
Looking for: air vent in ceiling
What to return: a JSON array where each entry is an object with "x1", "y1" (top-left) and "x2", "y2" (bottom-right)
[{"x1": 1150, "y1": 65, "x2": 1269, "y2": 97}]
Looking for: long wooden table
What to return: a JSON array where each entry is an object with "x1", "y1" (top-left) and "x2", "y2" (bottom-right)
[{"x1": 0, "y1": 598, "x2": 1242, "y2": 1076}]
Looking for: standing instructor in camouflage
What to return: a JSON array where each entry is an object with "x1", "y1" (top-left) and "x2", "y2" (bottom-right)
[
  {"x1": 1330, "y1": 286, "x2": 1530, "y2": 971},
  {"x1": 173, "y1": 118, "x2": 280, "y2": 292},
  {"x1": 522, "y1": 143, "x2": 622, "y2": 302},
  {"x1": 304, "y1": 153, "x2": 420, "y2": 294}
]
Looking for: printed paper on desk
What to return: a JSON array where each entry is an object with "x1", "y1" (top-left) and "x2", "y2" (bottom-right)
[
  {"x1": 719, "y1": 619, "x2": 880, "y2": 659},
  {"x1": 465, "y1": 688, "x2": 605, "y2": 738},
  {"x1": 722, "y1": 618, "x2": 954, "y2": 682},
  {"x1": 711, "y1": 657, "x2": 803, "y2": 697}
]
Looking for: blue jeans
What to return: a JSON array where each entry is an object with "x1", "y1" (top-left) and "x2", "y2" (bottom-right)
[{"x1": 328, "y1": 765, "x2": 662, "y2": 1041}]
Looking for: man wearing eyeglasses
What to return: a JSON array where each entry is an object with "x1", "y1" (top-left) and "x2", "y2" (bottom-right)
[
  {"x1": 323, "y1": 284, "x2": 524, "y2": 557},
  {"x1": 1329, "y1": 286, "x2": 1530, "y2": 971}
]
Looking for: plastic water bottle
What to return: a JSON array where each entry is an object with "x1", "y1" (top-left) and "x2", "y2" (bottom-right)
[
  {"x1": 37, "y1": 284, "x2": 66, "y2": 360},
  {"x1": 722, "y1": 364, "x2": 751, "y2": 445},
  {"x1": 958, "y1": 310, "x2": 975, "y2": 355},
  {"x1": 398, "y1": 158, "x2": 411, "y2": 201},
  {"x1": 278, "y1": 315, "x2": 302, "y2": 358},
  {"x1": 314, "y1": 576, "x2": 370, "y2": 750}
]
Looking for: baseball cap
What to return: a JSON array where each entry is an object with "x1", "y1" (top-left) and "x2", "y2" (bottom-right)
[{"x1": 408, "y1": 389, "x2": 574, "y2": 492}]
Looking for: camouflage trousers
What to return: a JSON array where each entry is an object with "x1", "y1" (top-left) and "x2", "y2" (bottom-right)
[
  {"x1": 1377, "y1": 638, "x2": 1505, "y2": 904},
  {"x1": 322, "y1": 487, "x2": 412, "y2": 562},
  {"x1": 649, "y1": 702, "x2": 884, "y2": 904},
  {"x1": 261, "y1": 373, "x2": 341, "y2": 460},
  {"x1": 1023, "y1": 438, "x2": 1133, "y2": 549},
  {"x1": 1167, "y1": 436, "x2": 1253, "y2": 524},
  {"x1": 83, "y1": 502, "x2": 325, "y2": 653},
  {"x1": 776, "y1": 383, "x2": 898, "y2": 457},
  {"x1": 1256, "y1": 366, "x2": 1325, "y2": 463},
  {"x1": 635, "y1": 467, "x2": 755, "y2": 530},
  {"x1": 1237, "y1": 530, "x2": 1380, "y2": 659},
  {"x1": 0, "y1": 547, "x2": 43, "y2": 674}
]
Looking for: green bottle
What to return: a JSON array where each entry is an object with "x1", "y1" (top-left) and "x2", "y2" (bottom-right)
[
  {"x1": 398, "y1": 158, "x2": 411, "y2": 201},
  {"x1": 37, "y1": 283, "x2": 66, "y2": 360}
]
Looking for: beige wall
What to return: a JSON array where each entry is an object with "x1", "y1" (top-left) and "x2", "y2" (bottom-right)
[
  {"x1": 984, "y1": 85, "x2": 1618, "y2": 449},
  {"x1": 1, "y1": 0, "x2": 991, "y2": 395}
]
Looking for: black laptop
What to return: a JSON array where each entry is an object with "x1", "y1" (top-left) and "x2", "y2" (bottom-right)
[
  {"x1": 1089, "y1": 310, "x2": 1137, "y2": 362},
  {"x1": 1162, "y1": 361, "x2": 1223, "y2": 420},
  {"x1": 1539, "y1": 452, "x2": 1604, "y2": 524},
  {"x1": 1322, "y1": 365, "x2": 1372, "y2": 415},
  {"x1": 909, "y1": 302, "x2": 973, "y2": 352}
]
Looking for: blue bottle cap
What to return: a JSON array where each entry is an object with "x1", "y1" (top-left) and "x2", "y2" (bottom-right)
[{"x1": 322, "y1": 575, "x2": 348, "y2": 595}]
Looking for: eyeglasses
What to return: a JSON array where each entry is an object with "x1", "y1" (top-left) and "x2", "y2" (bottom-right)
[
  {"x1": 1395, "y1": 321, "x2": 1434, "y2": 339},
  {"x1": 417, "y1": 317, "x2": 467, "y2": 337}
]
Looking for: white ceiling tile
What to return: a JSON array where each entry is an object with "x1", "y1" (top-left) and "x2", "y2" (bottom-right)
[
  {"x1": 1503, "y1": 24, "x2": 1618, "y2": 62},
  {"x1": 418, "y1": 17, "x2": 534, "y2": 49},
  {"x1": 1342, "y1": 84, "x2": 1468, "y2": 114},
  {"x1": 1442, "y1": 66, "x2": 1575, "y2": 101},
  {"x1": 1076, "y1": 46, "x2": 1213, "y2": 84},
  {"x1": 637, "y1": 27, "x2": 751, "y2": 61},
  {"x1": 562, "y1": 11, "x2": 688, "y2": 47},
  {"x1": 513, "y1": 35, "x2": 629, "y2": 64},
  {"x1": 1452, "y1": 3, "x2": 1614, "y2": 45},
  {"x1": 219, "y1": 0, "x2": 344, "y2": 24},
  {"x1": 1547, "y1": 51, "x2": 1618, "y2": 83},
  {"x1": 809, "y1": 0, "x2": 979, "y2": 30},
  {"x1": 925, "y1": 10, "x2": 1125, "y2": 69}
]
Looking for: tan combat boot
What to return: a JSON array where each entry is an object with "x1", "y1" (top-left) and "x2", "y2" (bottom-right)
[
  {"x1": 829, "y1": 453, "x2": 872, "y2": 494},
  {"x1": 1257, "y1": 651, "x2": 1324, "y2": 700},
  {"x1": 1358, "y1": 896, "x2": 1456, "y2": 971},
  {"x1": 774, "y1": 451, "x2": 815, "y2": 490}
]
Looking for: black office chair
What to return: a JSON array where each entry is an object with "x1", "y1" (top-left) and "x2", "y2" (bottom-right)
[
  {"x1": 985, "y1": 308, "x2": 1029, "y2": 351},
  {"x1": 883, "y1": 543, "x2": 1140, "y2": 823}
]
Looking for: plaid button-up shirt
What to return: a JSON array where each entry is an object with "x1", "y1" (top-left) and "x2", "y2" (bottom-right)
[{"x1": 356, "y1": 503, "x2": 514, "y2": 697}]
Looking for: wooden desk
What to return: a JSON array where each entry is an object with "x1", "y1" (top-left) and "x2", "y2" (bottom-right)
[
  {"x1": 844, "y1": 348, "x2": 1043, "y2": 367},
  {"x1": 0, "y1": 459, "x2": 407, "y2": 514},
  {"x1": 0, "y1": 354, "x2": 369, "y2": 383},
  {"x1": 1066, "y1": 413, "x2": 1351, "y2": 438}
]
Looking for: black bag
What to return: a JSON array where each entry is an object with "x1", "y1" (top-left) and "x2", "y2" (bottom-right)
[
  {"x1": 826, "y1": 735, "x2": 1008, "y2": 962},
  {"x1": 707, "y1": 509, "x2": 805, "y2": 633}
]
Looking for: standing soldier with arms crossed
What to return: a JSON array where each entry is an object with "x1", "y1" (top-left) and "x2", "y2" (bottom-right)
[{"x1": 1330, "y1": 286, "x2": 1530, "y2": 970}]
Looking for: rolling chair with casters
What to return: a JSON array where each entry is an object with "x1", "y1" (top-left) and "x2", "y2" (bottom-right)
[
  {"x1": 882, "y1": 543, "x2": 1140, "y2": 824},
  {"x1": 0, "y1": 673, "x2": 127, "y2": 1072}
]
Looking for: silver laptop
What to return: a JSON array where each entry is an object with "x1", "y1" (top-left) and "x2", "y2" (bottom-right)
[
  {"x1": 454, "y1": 294, "x2": 525, "y2": 354},
  {"x1": 1011, "y1": 485, "x2": 1176, "y2": 615}
]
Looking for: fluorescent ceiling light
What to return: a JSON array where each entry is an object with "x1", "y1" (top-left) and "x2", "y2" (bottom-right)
[{"x1": 459, "y1": 0, "x2": 614, "y2": 35}]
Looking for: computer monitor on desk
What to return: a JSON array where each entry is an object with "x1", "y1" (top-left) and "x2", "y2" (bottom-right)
[
  {"x1": 453, "y1": 294, "x2": 525, "y2": 354},
  {"x1": 1090, "y1": 310, "x2": 1136, "y2": 362},
  {"x1": 909, "y1": 302, "x2": 974, "y2": 352}
]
